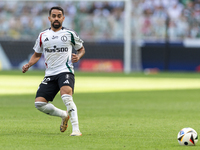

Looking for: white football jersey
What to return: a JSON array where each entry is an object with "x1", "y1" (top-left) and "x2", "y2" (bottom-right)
[{"x1": 33, "y1": 27, "x2": 83, "y2": 76}]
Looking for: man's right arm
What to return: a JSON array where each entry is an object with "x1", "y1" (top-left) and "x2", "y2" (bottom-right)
[{"x1": 22, "y1": 52, "x2": 42, "y2": 73}]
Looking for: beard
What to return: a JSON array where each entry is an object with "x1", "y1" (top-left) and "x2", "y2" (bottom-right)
[{"x1": 52, "y1": 21, "x2": 61, "y2": 29}]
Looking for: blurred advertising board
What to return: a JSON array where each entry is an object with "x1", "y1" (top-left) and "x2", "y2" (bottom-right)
[{"x1": 79, "y1": 59, "x2": 123, "y2": 72}]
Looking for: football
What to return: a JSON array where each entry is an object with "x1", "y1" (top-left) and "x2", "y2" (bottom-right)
[{"x1": 177, "y1": 127, "x2": 198, "y2": 146}]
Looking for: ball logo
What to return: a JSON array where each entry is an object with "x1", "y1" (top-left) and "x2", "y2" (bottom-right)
[
  {"x1": 180, "y1": 130, "x2": 184, "y2": 136},
  {"x1": 61, "y1": 35, "x2": 67, "y2": 42}
]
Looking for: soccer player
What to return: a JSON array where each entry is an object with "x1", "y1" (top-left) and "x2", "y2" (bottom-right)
[{"x1": 22, "y1": 6, "x2": 85, "y2": 136}]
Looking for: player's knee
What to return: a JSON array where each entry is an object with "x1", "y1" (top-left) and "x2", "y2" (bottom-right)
[{"x1": 60, "y1": 87, "x2": 73, "y2": 97}]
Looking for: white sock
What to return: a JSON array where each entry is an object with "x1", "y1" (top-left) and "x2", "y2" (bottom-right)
[
  {"x1": 35, "y1": 102, "x2": 67, "y2": 118},
  {"x1": 61, "y1": 94, "x2": 79, "y2": 132}
]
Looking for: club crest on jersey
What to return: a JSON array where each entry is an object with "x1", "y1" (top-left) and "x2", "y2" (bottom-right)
[{"x1": 61, "y1": 35, "x2": 67, "y2": 42}]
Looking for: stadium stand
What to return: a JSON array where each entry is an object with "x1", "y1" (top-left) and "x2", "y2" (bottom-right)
[{"x1": 0, "y1": 0, "x2": 199, "y2": 41}]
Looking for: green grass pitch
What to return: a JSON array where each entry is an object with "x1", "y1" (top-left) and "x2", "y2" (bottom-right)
[{"x1": 0, "y1": 70, "x2": 200, "y2": 150}]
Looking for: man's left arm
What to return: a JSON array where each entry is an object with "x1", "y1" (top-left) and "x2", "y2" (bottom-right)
[{"x1": 72, "y1": 46, "x2": 85, "y2": 63}]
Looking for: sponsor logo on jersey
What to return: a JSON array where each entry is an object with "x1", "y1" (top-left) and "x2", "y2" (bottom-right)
[{"x1": 45, "y1": 45, "x2": 68, "y2": 53}]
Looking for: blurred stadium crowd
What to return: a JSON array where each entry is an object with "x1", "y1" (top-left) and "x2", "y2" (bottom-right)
[{"x1": 0, "y1": 0, "x2": 199, "y2": 41}]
